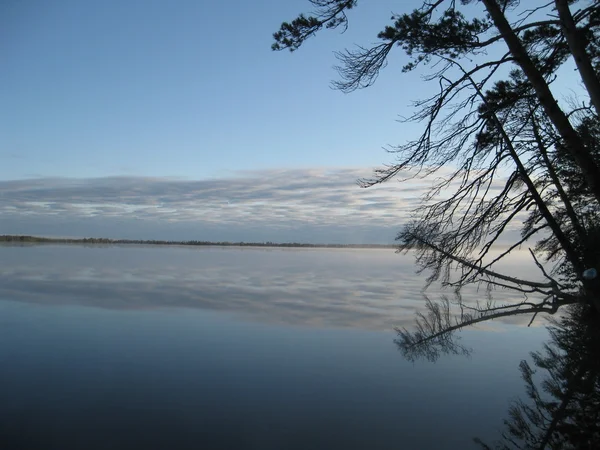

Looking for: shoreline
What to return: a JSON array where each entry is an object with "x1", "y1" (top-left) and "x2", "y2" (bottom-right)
[{"x1": 0, "y1": 235, "x2": 397, "y2": 250}]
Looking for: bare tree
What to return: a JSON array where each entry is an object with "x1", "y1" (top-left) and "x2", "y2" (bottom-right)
[{"x1": 273, "y1": 1, "x2": 600, "y2": 319}]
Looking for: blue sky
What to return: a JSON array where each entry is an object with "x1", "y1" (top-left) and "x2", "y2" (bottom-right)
[
  {"x1": 0, "y1": 0, "x2": 585, "y2": 242},
  {"x1": 1, "y1": 0, "x2": 424, "y2": 180},
  {"x1": 0, "y1": 0, "x2": 428, "y2": 242}
]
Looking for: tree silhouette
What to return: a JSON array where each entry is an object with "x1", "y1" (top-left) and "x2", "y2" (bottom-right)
[
  {"x1": 274, "y1": 0, "x2": 600, "y2": 310},
  {"x1": 395, "y1": 291, "x2": 576, "y2": 363}
]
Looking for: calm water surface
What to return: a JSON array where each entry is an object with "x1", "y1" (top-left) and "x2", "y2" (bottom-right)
[{"x1": 0, "y1": 245, "x2": 549, "y2": 449}]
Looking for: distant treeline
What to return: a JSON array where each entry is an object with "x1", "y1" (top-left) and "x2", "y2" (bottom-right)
[{"x1": 0, "y1": 235, "x2": 395, "y2": 249}]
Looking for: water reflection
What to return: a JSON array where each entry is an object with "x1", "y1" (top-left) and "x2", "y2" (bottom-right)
[
  {"x1": 0, "y1": 244, "x2": 543, "y2": 331},
  {"x1": 0, "y1": 295, "x2": 539, "y2": 450},
  {"x1": 395, "y1": 292, "x2": 573, "y2": 362},
  {"x1": 475, "y1": 304, "x2": 600, "y2": 449},
  {"x1": 0, "y1": 244, "x2": 565, "y2": 448},
  {"x1": 398, "y1": 293, "x2": 600, "y2": 448}
]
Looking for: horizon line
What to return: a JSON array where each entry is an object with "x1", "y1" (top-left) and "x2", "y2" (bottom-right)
[{"x1": 0, "y1": 235, "x2": 399, "y2": 249}]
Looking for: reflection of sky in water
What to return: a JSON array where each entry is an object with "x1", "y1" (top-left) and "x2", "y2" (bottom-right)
[
  {"x1": 0, "y1": 245, "x2": 549, "y2": 330},
  {"x1": 0, "y1": 245, "x2": 553, "y2": 449},
  {"x1": 0, "y1": 299, "x2": 548, "y2": 450}
]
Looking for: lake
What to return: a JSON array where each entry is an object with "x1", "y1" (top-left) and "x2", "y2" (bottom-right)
[{"x1": 0, "y1": 244, "x2": 552, "y2": 449}]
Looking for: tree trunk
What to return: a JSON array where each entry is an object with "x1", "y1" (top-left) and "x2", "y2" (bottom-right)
[
  {"x1": 555, "y1": 0, "x2": 600, "y2": 117},
  {"x1": 531, "y1": 114, "x2": 587, "y2": 243},
  {"x1": 461, "y1": 65, "x2": 586, "y2": 275},
  {"x1": 482, "y1": 0, "x2": 600, "y2": 206}
]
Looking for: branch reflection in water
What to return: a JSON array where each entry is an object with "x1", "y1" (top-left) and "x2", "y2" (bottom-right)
[
  {"x1": 479, "y1": 304, "x2": 600, "y2": 449},
  {"x1": 398, "y1": 296, "x2": 600, "y2": 448}
]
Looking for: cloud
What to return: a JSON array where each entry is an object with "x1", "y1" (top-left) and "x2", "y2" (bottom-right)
[
  {"x1": 0, "y1": 168, "x2": 428, "y2": 242},
  {"x1": 0, "y1": 166, "x2": 523, "y2": 243}
]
